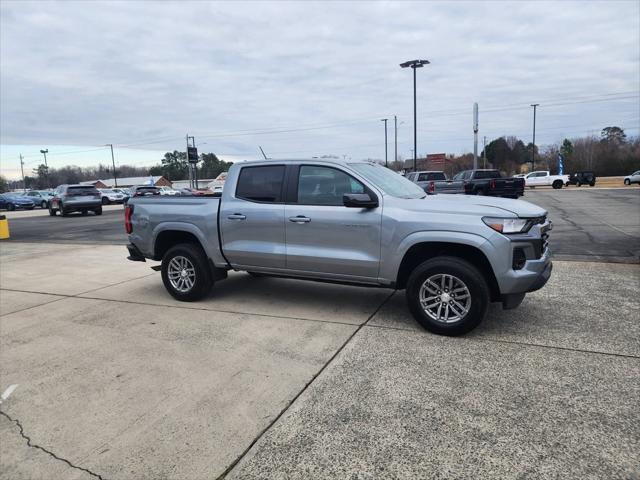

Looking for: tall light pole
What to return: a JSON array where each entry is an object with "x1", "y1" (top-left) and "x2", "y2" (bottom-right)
[
  {"x1": 381, "y1": 118, "x2": 388, "y2": 167},
  {"x1": 531, "y1": 103, "x2": 539, "y2": 171},
  {"x1": 105, "y1": 144, "x2": 118, "y2": 187},
  {"x1": 39, "y1": 149, "x2": 49, "y2": 188},
  {"x1": 394, "y1": 115, "x2": 398, "y2": 166},
  {"x1": 400, "y1": 59, "x2": 430, "y2": 172},
  {"x1": 473, "y1": 103, "x2": 479, "y2": 170},
  {"x1": 19, "y1": 154, "x2": 25, "y2": 191}
]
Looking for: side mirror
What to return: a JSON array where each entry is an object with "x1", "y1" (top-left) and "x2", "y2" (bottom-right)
[{"x1": 343, "y1": 193, "x2": 378, "y2": 208}]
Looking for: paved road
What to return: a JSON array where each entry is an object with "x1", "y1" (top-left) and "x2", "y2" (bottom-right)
[
  {"x1": 3, "y1": 188, "x2": 639, "y2": 262},
  {"x1": 1, "y1": 242, "x2": 638, "y2": 479}
]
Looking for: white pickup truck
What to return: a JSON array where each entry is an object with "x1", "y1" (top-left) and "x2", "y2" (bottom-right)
[{"x1": 524, "y1": 171, "x2": 570, "y2": 189}]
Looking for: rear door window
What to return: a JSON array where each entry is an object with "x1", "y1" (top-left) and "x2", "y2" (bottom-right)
[
  {"x1": 428, "y1": 172, "x2": 446, "y2": 181},
  {"x1": 236, "y1": 165, "x2": 285, "y2": 203}
]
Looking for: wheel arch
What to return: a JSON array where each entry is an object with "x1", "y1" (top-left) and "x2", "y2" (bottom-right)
[
  {"x1": 153, "y1": 228, "x2": 207, "y2": 261},
  {"x1": 396, "y1": 241, "x2": 500, "y2": 301}
]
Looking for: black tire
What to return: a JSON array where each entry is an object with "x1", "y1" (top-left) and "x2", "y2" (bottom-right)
[
  {"x1": 94, "y1": 207, "x2": 102, "y2": 216},
  {"x1": 406, "y1": 256, "x2": 489, "y2": 336},
  {"x1": 476, "y1": 189, "x2": 486, "y2": 196},
  {"x1": 102, "y1": 197, "x2": 109, "y2": 205},
  {"x1": 589, "y1": 181, "x2": 595, "y2": 187},
  {"x1": 624, "y1": 179, "x2": 631, "y2": 185},
  {"x1": 41, "y1": 201, "x2": 47, "y2": 209},
  {"x1": 48, "y1": 206, "x2": 56, "y2": 216},
  {"x1": 81, "y1": 210, "x2": 88, "y2": 215},
  {"x1": 161, "y1": 243, "x2": 213, "y2": 301},
  {"x1": 59, "y1": 203, "x2": 66, "y2": 216},
  {"x1": 552, "y1": 180, "x2": 563, "y2": 189},
  {"x1": 576, "y1": 181, "x2": 581, "y2": 187},
  {"x1": 7, "y1": 203, "x2": 15, "y2": 211}
]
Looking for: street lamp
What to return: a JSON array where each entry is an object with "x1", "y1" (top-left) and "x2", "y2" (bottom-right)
[
  {"x1": 381, "y1": 118, "x2": 388, "y2": 167},
  {"x1": 530, "y1": 104, "x2": 539, "y2": 171},
  {"x1": 400, "y1": 59, "x2": 430, "y2": 172}
]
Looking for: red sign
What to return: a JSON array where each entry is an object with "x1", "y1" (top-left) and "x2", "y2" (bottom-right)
[{"x1": 427, "y1": 153, "x2": 446, "y2": 164}]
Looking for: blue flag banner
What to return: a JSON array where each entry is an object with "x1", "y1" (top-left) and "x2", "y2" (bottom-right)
[{"x1": 558, "y1": 154, "x2": 565, "y2": 175}]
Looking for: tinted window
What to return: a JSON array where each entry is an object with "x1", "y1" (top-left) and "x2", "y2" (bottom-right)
[
  {"x1": 474, "y1": 170, "x2": 500, "y2": 179},
  {"x1": 297, "y1": 166, "x2": 364, "y2": 206},
  {"x1": 67, "y1": 186, "x2": 98, "y2": 195},
  {"x1": 428, "y1": 172, "x2": 446, "y2": 181},
  {"x1": 236, "y1": 165, "x2": 285, "y2": 203}
]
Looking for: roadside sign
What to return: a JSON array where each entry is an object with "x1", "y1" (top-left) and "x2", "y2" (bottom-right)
[
  {"x1": 187, "y1": 146, "x2": 199, "y2": 164},
  {"x1": 427, "y1": 153, "x2": 446, "y2": 165}
]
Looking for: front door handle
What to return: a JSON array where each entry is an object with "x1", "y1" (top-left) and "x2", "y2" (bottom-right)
[
  {"x1": 289, "y1": 215, "x2": 311, "y2": 223},
  {"x1": 228, "y1": 213, "x2": 246, "y2": 220}
]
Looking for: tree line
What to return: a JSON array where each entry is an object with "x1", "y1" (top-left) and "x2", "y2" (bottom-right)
[{"x1": 3, "y1": 152, "x2": 232, "y2": 191}]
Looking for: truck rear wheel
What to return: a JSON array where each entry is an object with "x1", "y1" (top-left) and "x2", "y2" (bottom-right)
[
  {"x1": 161, "y1": 243, "x2": 212, "y2": 301},
  {"x1": 406, "y1": 256, "x2": 489, "y2": 336},
  {"x1": 552, "y1": 180, "x2": 563, "y2": 189}
]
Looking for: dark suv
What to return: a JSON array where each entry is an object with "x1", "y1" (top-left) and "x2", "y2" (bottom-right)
[
  {"x1": 567, "y1": 171, "x2": 596, "y2": 187},
  {"x1": 49, "y1": 185, "x2": 102, "y2": 216}
]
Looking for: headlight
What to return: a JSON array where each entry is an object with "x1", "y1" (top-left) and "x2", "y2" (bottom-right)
[{"x1": 482, "y1": 217, "x2": 531, "y2": 234}]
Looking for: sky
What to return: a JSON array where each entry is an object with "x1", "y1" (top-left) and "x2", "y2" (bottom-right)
[{"x1": 1, "y1": 0, "x2": 638, "y2": 180}]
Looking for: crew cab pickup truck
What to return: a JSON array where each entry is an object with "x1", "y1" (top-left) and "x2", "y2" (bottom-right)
[
  {"x1": 524, "y1": 171, "x2": 570, "y2": 189},
  {"x1": 451, "y1": 169, "x2": 525, "y2": 198},
  {"x1": 126, "y1": 160, "x2": 552, "y2": 336},
  {"x1": 409, "y1": 171, "x2": 464, "y2": 195}
]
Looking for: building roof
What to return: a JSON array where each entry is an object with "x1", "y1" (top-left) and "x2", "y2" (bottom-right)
[{"x1": 82, "y1": 176, "x2": 166, "y2": 187}]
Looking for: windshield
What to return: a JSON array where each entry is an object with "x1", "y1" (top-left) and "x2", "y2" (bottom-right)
[
  {"x1": 349, "y1": 163, "x2": 426, "y2": 199},
  {"x1": 101, "y1": 189, "x2": 116, "y2": 194}
]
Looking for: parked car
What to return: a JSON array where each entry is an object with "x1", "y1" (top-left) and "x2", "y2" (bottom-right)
[
  {"x1": 410, "y1": 170, "x2": 465, "y2": 195},
  {"x1": 567, "y1": 171, "x2": 596, "y2": 187},
  {"x1": 25, "y1": 190, "x2": 54, "y2": 208},
  {"x1": 98, "y1": 188, "x2": 126, "y2": 204},
  {"x1": 448, "y1": 169, "x2": 525, "y2": 198},
  {"x1": 124, "y1": 186, "x2": 161, "y2": 204},
  {"x1": 49, "y1": 185, "x2": 102, "y2": 216},
  {"x1": 623, "y1": 170, "x2": 640, "y2": 185},
  {"x1": 158, "y1": 186, "x2": 180, "y2": 196},
  {"x1": 125, "y1": 159, "x2": 552, "y2": 336},
  {"x1": 0, "y1": 193, "x2": 35, "y2": 211},
  {"x1": 524, "y1": 171, "x2": 570, "y2": 189}
]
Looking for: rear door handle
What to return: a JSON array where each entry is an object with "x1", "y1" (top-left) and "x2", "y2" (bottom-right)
[
  {"x1": 289, "y1": 215, "x2": 311, "y2": 223},
  {"x1": 228, "y1": 213, "x2": 246, "y2": 220}
]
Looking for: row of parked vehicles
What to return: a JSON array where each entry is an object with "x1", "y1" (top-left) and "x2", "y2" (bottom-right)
[
  {"x1": 406, "y1": 169, "x2": 639, "y2": 197},
  {"x1": 0, "y1": 185, "x2": 209, "y2": 213}
]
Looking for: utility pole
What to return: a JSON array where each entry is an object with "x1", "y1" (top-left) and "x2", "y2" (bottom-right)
[
  {"x1": 381, "y1": 118, "x2": 388, "y2": 167},
  {"x1": 531, "y1": 104, "x2": 539, "y2": 171},
  {"x1": 106, "y1": 144, "x2": 118, "y2": 187},
  {"x1": 19, "y1": 154, "x2": 25, "y2": 191},
  {"x1": 394, "y1": 115, "x2": 398, "y2": 165},
  {"x1": 473, "y1": 103, "x2": 479, "y2": 170},
  {"x1": 188, "y1": 135, "x2": 197, "y2": 189}
]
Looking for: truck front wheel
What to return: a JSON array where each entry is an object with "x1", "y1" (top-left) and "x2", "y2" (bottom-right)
[
  {"x1": 406, "y1": 256, "x2": 489, "y2": 336},
  {"x1": 161, "y1": 243, "x2": 213, "y2": 301}
]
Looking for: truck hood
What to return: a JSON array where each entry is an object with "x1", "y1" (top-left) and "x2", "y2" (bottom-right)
[{"x1": 394, "y1": 194, "x2": 547, "y2": 218}]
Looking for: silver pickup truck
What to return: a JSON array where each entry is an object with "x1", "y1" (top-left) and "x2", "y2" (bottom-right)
[{"x1": 126, "y1": 159, "x2": 552, "y2": 336}]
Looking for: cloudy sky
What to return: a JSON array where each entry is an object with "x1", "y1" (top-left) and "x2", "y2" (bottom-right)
[{"x1": 1, "y1": 0, "x2": 638, "y2": 179}]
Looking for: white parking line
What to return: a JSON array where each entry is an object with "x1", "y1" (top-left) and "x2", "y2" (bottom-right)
[{"x1": 0, "y1": 384, "x2": 19, "y2": 404}]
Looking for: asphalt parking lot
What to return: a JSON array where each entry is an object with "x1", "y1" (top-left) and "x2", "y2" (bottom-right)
[{"x1": 1, "y1": 187, "x2": 639, "y2": 479}]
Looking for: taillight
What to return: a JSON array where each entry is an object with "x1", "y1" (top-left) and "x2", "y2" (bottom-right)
[
  {"x1": 490, "y1": 179, "x2": 496, "y2": 189},
  {"x1": 124, "y1": 205, "x2": 134, "y2": 234},
  {"x1": 428, "y1": 181, "x2": 435, "y2": 193}
]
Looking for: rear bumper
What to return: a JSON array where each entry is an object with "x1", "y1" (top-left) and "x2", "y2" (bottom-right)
[
  {"x1": 127, "y1": 243, "x2": 146, "y2": 262},
  {"x1": 63, "y1": 200, "x2": 102, "y2": 209}
]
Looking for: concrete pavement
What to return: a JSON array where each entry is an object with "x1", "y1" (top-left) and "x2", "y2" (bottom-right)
[{"x1": 1, "y1": 242, "x2": 639, "y2": 479}]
